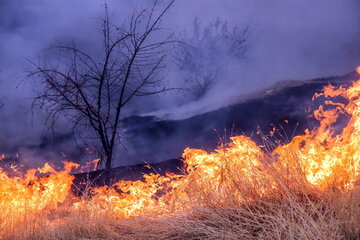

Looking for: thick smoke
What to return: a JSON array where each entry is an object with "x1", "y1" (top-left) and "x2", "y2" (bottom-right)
[
  {"x1": 0, "y1": 0, "x2": 359, "y2": 167},
  {"x1": 152, "y1": 0, "x2": 360, "y2": 119}
]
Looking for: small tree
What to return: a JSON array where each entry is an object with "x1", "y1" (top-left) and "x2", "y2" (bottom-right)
[
  {"x1": 29, "y1": 0, "x2": 176, "y2": 169},
  {"x1": 176, "y1": 18, "x2": 249, "y2": 100}
]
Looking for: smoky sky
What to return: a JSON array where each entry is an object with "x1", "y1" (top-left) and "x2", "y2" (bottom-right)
[{"x1": 0, "y1": 0, "x2": 359, "y2": 166}]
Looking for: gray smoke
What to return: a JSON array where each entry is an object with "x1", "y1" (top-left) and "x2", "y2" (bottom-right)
[{"x1": 0, "y1": 0, "x2": 359, "y2": 167}]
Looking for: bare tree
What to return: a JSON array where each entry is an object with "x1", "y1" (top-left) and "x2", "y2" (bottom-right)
[
  {"x1": 176, "y1": 18, "x2": 249, "y2": 100},
  {"x1": 28, "y1": 0, "x2": 177, "y2": 169}
]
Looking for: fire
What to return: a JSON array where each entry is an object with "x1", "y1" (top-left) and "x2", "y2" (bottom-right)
[
  {"x1": 0, "y1": 162, "x2": 77, "y2": 236},
  {"x1": 1, "y1": 67, "x2": 360, "y2": 238},
  {"x1": 274, "y1": 80, "x2": 360, "y2": 189}
]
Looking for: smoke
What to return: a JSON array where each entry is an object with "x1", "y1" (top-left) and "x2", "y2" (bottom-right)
[
  {"x1": 0, "y1": 0, "x2": 359, "y2": 166},
  {"x1": 150, "y1": 0, "x2": 360, "y2": 119}
]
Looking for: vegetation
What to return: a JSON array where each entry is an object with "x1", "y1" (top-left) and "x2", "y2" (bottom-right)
[
  {"x1": 1, "y1": 149, "x2": 359, "y2": 240},
  {"x1": 28, "y1": 1, "x2": 177, "y2": 169},
  {"x1": 176, "y1": 18, "x2": 248, "y2": 100}
]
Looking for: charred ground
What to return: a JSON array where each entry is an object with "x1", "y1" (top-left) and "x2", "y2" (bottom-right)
[{"x1": 72, "y1": 71, "x2": 358, "y2": 190}]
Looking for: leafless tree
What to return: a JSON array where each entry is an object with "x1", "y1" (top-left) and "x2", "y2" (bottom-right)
[
  {"x1": 28, "y1": 0, "x2": 177, "y2": 169},
  {"x1": 176, "y1": 18, "x2": 249, "y2": 100}
]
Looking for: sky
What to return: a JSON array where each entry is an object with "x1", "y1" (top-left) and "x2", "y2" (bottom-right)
[{"x1": 0, "y1": 0, "x2": 359, "y2": 166}]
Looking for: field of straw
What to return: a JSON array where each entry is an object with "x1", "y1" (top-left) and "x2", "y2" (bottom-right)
[{"x1": 1, "y1": 151, "x2": 360, "y2": 240}]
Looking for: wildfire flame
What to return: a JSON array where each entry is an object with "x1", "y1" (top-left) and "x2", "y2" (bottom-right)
[{"x1": 1, "y1": 67, "x2": 360, "y2": 238}]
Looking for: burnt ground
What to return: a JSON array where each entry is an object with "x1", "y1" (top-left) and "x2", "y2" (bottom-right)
[
  {"x1": 73, "y1": 158, "x2": 183, "y2": 194},
  {"x1": 72, "y1": 71, "x2": 358, "y2": 191}
]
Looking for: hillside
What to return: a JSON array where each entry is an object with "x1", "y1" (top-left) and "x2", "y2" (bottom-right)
[
  {"x1": 73, "y1": 71, "x2": 358, "y2": 189},
  {"x1": 118, "y1": 71, "x2": 357, "y2": 165}
]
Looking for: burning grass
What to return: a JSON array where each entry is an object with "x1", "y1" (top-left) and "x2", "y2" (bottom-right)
[{"x1": 1, "y1": 72, "x2": 360, "y2": 239}]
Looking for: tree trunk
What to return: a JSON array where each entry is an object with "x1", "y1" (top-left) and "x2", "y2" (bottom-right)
[{"x1": 105, "y1": 152, "x2": 112, "y2": 169}]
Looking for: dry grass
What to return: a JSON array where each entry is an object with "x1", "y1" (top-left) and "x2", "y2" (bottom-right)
[{"x1": 1, "y1": 152, "x2": 360, "y2": 240}]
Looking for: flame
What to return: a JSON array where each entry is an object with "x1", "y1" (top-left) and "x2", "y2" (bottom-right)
[
  {"x1": 0, "y1": 162, "x2": 77, "y2": 233},
  {"x1": 1, "y1": 66, "x2": 360, "y2": 237}
]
